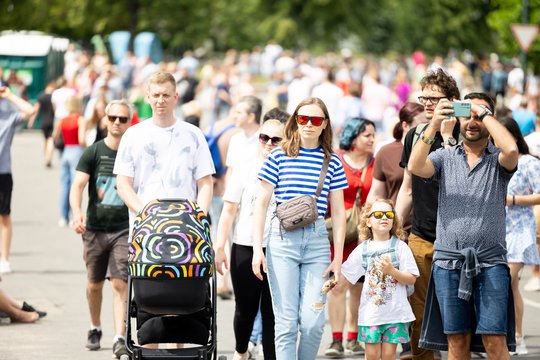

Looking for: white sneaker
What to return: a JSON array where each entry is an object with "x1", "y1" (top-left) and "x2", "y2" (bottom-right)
[
  {"x1": 58, "y1": 218, "x2": 68, "y2": 227},
  {"x1": 232, "y1": 351, "x2": 249, "y2": 360},
  {"x1": 510, "y1": 336, "x2": 528, "y2": 355},
  {"x1": 0, "y1": 261, "x2": 11, "y2": 274},
  {"x1": 524, "y1": 276, "x2": 540, "y2": 292}
]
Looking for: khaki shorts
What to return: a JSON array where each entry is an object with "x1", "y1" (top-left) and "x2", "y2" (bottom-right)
[{"x1": 82, "y1": 228, "x2": 129, "y2": 283}]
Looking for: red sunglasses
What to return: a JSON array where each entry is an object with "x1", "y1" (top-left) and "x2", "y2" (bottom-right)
[{"x1": 296, "y1": 115, "x2": 326, "y2": 127}]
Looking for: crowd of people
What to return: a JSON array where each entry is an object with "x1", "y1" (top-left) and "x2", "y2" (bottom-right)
[{"x1": 1, "y1": 43, "x2": 540, "y2": 360}]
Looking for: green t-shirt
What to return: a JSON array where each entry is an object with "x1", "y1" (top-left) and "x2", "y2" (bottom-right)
[{"x1": 76, "y1": 140, "x2": 129, "y2": 232}]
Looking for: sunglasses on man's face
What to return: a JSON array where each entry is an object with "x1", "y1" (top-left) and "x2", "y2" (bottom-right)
[
  {"x1": 369, "y1": 211, "x2": 396, "y2": 220},
  {"x1": 258, "y1": 133, "x2": 282, "y2": 146},
  {"x1": 296, "y1": 115, "x2": 326, "y2": 126},
  {"x1": 107, "y1": 115, "x2": 129, "y2": 124}
]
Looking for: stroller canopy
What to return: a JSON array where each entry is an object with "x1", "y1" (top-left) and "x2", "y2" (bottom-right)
[{"x1": 129, "y1": 199, "x2": 213, "y2": 279}]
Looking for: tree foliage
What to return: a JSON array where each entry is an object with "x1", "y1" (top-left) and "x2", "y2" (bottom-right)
[{"x1": 1, "y1": 0, "x2": 538, "y2": 63}]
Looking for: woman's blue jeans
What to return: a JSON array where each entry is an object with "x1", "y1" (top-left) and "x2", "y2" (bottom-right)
[{"x1": 266, "y1": 218, "x2": 331, "y2": 360}]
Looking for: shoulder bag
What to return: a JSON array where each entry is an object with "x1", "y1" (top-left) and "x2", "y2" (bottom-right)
[{"x1": 275, "y1": 159, "x2": 329, "y2": 232}]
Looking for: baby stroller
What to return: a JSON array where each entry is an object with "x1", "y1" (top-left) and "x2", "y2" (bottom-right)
[{"x1": 122, "y1": 199, "x2": 226, "y2": 360}]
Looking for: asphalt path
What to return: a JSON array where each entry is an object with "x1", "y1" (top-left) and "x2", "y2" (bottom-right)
[{"x1": 1, "y1": 130, "x2": 540, "y2": 359}]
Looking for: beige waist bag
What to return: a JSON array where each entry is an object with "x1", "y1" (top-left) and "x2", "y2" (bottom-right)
[{"x1": 275, "y1": 159, "x2": 329, "y2": 232}]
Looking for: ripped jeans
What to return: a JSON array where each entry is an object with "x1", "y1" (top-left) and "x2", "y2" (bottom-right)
[{"x1": 266, "y1": 218, "x2": 330, "y2": 360}]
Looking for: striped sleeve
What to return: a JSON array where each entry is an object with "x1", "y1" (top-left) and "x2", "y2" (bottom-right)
[
  {"x1": 258, "y1": 148, "x2": 280, "y2": 186},
  {"x1": 329, "y1": 153, "x2": 348, "y2": 191}
]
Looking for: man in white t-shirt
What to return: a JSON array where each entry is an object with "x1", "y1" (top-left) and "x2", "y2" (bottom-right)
[
  {"x1": 114, "y1": 71, "x2": 214, "y2": 230},
  {"x1": 225, "y1": 95, "x2": 262, "y2": 171},
  {"x1": 212, "y1": 95, "x2": 262, "y2": 298},
  {"x1": 114, "y1": 71, "x2": 214, "y2": 346}
]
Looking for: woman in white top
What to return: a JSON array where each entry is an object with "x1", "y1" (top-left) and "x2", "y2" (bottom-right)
[
  {"x1": 214, "y1": 119, "x2": 284, "y2": 360},
  {"x1": 252, "y1": 97, "x2": 348, "y2": 360}
]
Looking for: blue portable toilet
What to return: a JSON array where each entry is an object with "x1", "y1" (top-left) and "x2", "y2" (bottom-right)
[
  {"x1": 134, "y1": 32, "x2": 163, "y2": 63},
  {"x1": 108, "y1": 31, "x2": 131, "y2": 65}
]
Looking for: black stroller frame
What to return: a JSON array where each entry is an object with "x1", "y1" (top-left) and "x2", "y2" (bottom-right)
[{"x1": 122, "y1": 199, "x2": 226, "y2": 360}]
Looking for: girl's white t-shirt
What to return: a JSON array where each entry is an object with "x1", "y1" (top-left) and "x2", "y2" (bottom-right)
[{"x1": 341, "y1": 238, "x2": 419, "y2": 326}]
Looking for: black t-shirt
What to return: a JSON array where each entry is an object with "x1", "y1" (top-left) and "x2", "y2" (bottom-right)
[
  {"x1": 76, "y1": 140, "x2": 129, "y2": 232},
  {"x1": 37, "y1": 93, "x2": 54, "y2": 127},
  {"x1": 399, "y1": 124, "x2": 460, "y2": 242}
]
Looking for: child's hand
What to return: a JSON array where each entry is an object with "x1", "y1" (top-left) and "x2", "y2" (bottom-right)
[
  {"x1": 376, "y1": 255, "x2": 395, "y2": 276},
  {"x1": 321, "y1": 278, "x2": 337, "y2": 295}
]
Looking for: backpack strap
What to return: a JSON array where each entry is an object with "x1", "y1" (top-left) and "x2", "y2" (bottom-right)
[
  {"x1": 389, "y1": 236, "x2": 399, "y2": 268},
  {"x1": 412, "y1": 123, "x2": 429, "y2": 147}
]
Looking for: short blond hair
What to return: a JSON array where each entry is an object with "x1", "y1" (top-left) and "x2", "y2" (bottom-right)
[{"x1": 146, "y1": 71, "x2": 176, "y2": 90}]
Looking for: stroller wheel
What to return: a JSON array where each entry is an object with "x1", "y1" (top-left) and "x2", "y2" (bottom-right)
[
  {"x1": 119, "y1": 355, "x2": 130, "y2": 360},
  {"x1": 217, "y1": 356, "x2": 227, "y2": 360}
]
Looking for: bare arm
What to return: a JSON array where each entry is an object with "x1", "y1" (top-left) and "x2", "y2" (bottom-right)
[
  {"x1": 479, "y1": 112, "x2": 519, "y2": 171},
  {"x1": 69, "y1": 171, "x2": 90, "y2": 234},
  {"x1": 196, "y1": 175, "x2": 213, "y2": 214},
  {"x1": 378, "y1": 256, "x2": 416, "y2": 286},
  {"x1": 506, "y1": 193, "x2": 540, "y2": 207},
  {"x1": 214, "y1": 201, "x2": 239, "y2": 275},
  {"x1": 395, "y1": 169, "x2": 413, "y2": 224},
  {"x1": 252, "y1": 180, "x2": 274, "y2": 281},
  {"x1": 0, "y1": 87, "x2": 34, "y2": 119},
  {"x1": 366, "y1": 178, "x2": 387, "y2": 203},
  {"x1": 408, "y1": 99, "x2": 454, "y2": 178},
  {"x1": 327, "y1": 190, "x2": 346, "y2": 282},
  {"x1": 77, "y1": 115, "x2": 87, "y2": 147},
  {"x1": 116, "y1": 175, "x2": 144, "y2": 214},
  {"x1": 28, "y1": 102, "x2": 40, "y2": 128}
]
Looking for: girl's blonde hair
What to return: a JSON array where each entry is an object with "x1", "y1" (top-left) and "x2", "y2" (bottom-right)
[
  {"x1": 281, "y1": 97, "x2": 333, "y2": 160},
  {"x1": 358, "y1": 199, "x2": 406, "y2": 241}
]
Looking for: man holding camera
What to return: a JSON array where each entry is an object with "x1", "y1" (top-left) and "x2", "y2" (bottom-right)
[
  {"x1": 408, "y1": 92, "x2": 518, "y2": 359},
  {"x1": 396, "y1": 69, "x2": 460, "y2": 360}
]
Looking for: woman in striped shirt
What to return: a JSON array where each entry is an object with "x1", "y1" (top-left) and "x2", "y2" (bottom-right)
[{"x1": 252, "y1": 97, "x2": 348, "y2": 359}]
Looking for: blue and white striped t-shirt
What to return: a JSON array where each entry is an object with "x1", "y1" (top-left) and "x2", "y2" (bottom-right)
[{"x1": 258, "y1": 147, "x2": 348, "y2": 218}]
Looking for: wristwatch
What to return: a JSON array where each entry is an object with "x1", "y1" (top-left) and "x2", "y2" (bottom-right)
[
  {"x1": 444, "y1": 137, "x2": 457, "y2": 147},
  {"x1": 477, "y1": 105, "x2": 493, "y2": 121}
]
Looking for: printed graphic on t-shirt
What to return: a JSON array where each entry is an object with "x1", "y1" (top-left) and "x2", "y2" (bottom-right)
[
  {"x1": 96, "y1": 175, "x2": 124, "y2": 206},
  {"x1": 367, "y1": 256, "x2": 397, "y2": 306}
]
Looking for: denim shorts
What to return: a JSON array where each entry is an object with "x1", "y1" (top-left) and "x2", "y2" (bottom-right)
[{"x1": 432, "y1": 264, "x2": 509, "y2": 335}]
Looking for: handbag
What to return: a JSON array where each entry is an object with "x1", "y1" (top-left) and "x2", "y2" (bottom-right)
[
  {"x1": 275, "y1": 159, "x2": 329, "y2": 231},
  {"x1": 53, "y1": 131, "x2": 64, "y2": 151},
  {"x1": 326, "y1": 161, "x2": 369, "y2": 244}
]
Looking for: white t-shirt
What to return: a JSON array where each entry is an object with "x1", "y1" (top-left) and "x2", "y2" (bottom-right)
[
  {"x1": 114, "y1": 120, "x2": 215, "y2": 232},
  {"x1": 225, "y1": 131, "x2": 259, "y2": 169},
  {"x1": 51, "y1": 87, "x2": 77, "y2": 121},
  {"x1": 341, "y1": 238, "x2": 419, "y2": 326},
  {"x1": 223, "y1": 158, "x2": 275, "y2": 247},
  {"x1": 525, "y1": 131, "x2": 540, "y2": 158}
]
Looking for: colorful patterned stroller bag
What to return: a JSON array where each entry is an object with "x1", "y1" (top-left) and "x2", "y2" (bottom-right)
[
  {"x1": 128, "y1": 199, "x2": 214, "y2": 315},
  {"x1": 124, "y1": 199, "x2": 223, "y2": 359}
]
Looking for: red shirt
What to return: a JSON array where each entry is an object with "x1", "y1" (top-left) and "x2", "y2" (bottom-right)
[{"x1": 61, "y1": 114, "x2": 81, "y2": 145}]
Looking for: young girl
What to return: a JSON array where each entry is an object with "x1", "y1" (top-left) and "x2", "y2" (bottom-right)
[
  {"x1": 326, "y1": 199, "x2": 419, "y2": 360},
  {"x1": 252, "y1": 97, "x2": 348, "y2": 360}
]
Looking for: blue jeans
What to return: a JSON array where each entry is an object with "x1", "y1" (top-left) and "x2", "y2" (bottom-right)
[
  {"x1": 59, "y1": 145, "x2": 83, "y2": 221},
  {"x1": 433, "y1": 264, "x2": 509, "y2": 335},
  {"x1": 266, "y1": 218, "x2": 330, "y2": 360}
]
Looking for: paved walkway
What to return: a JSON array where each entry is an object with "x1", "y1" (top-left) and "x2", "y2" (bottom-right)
[{"x1": 1, "y1": 131, "x2": 540, "y2": 359}]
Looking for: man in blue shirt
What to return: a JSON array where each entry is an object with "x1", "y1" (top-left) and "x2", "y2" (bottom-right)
[{"x1": 408, "y1": 92, "x2": 518, "y2": 359}]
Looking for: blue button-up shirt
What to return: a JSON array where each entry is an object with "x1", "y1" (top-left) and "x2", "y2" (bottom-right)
[{"x1": 428, "y1": 141, "x2": 515, "y2": 269}]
